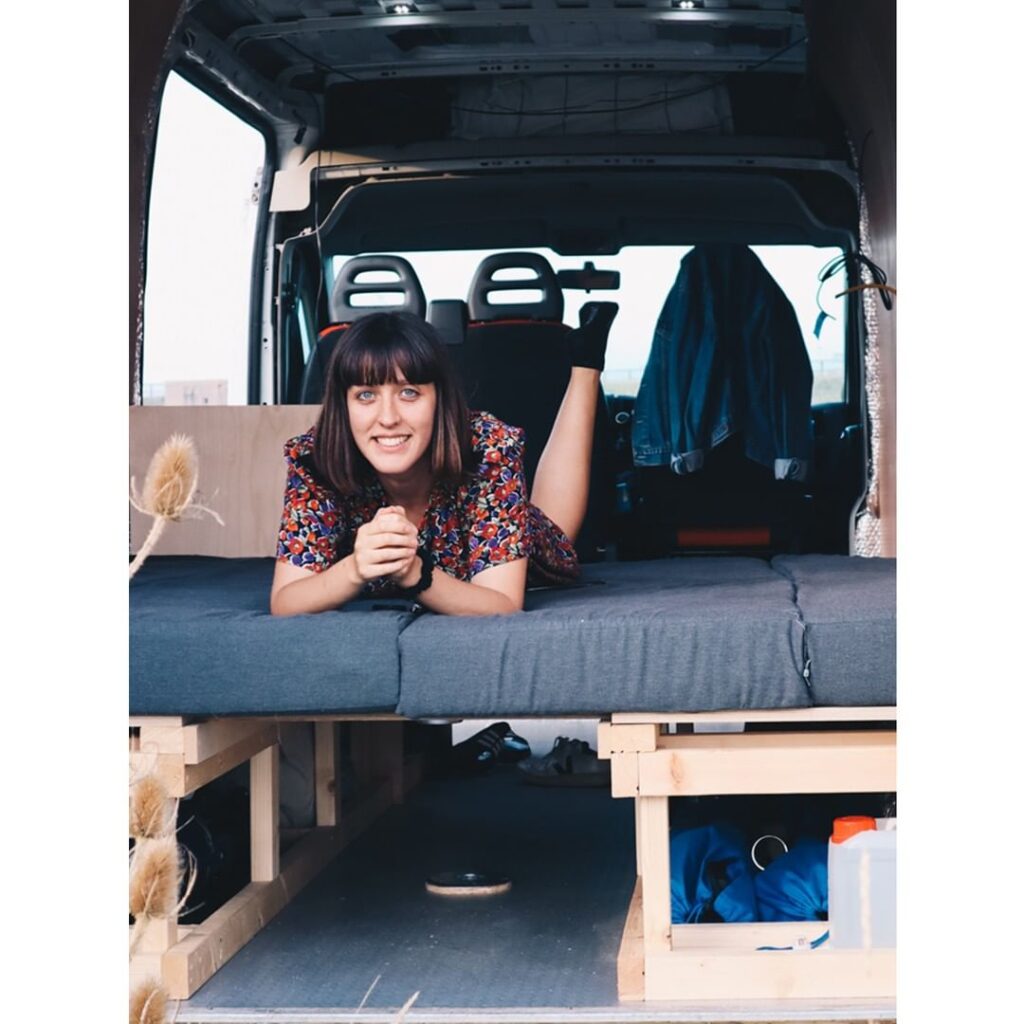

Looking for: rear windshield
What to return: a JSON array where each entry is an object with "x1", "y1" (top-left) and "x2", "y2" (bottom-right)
[{"x1": 330, "y1": 246, "x2": 847, "y2": 405}]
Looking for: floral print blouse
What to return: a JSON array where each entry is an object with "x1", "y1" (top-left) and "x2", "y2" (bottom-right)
[{"x1": 276, "y1": 411, "x2": 579, "y2": 593}]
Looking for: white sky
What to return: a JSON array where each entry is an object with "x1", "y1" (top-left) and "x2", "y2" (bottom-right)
[{"x1": 143, "y1": 72, "x2": 264, "y2": 403}]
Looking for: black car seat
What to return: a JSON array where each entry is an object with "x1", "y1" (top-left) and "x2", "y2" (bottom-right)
[
  {"x1": 427, "y1": 299, "x2": 469, "y2": 348},
  {"x1": 461, "y1": 252, "x2": 615, "y2": 559},
  {"x1": 299, "y1": 255, "x2": 427, "y2": 404}
]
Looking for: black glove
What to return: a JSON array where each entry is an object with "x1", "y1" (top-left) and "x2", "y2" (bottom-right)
[{"x1": 569, "y1": 301, "x2": 618, "y2": 372}]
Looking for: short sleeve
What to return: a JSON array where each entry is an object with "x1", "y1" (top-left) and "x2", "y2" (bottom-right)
[
  {"x1": 465, "y1": 416, "x2": 529, "y2": 577},
  {"x1": 276, "y1": 434, "x2": 345, "y2": 573}
]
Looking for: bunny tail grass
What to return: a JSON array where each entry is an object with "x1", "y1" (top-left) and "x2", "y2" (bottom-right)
[
  {"x1": 129, "y1": 978, "x2": 169, "y2": 1024},
  {"x1": 129, "y1": 775, "x2": 176, "y2": 841}
]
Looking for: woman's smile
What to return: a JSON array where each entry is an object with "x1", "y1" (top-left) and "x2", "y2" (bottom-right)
[
  {"x1": 347, "y1": 378, "x2": 437, "y2": 477},
  {"x1": 373, "y1": 434, "x2": 412, "y2": 450}
]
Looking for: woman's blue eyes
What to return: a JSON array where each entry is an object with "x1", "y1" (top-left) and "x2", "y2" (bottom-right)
[{"x1": 354, "y1": 387, "x2": 419, "y2": 401}]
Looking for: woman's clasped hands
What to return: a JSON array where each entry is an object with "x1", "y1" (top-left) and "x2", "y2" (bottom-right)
[{"x1": 346, "y1": 505, "x2": 420, "y2": 586}]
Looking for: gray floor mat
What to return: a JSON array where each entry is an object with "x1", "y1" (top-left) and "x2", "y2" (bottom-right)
[{"x1": 182, "y1": 767, "x2": 636, "y2": 1012}]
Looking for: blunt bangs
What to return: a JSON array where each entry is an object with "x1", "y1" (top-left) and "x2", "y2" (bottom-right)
[{"x1": 334, "y1": 314, "x2": 439, "y2": 390}]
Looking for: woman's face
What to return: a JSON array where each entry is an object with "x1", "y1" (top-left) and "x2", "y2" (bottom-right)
[{"x1": 346, "y1": 376, "x2": 438, "y2": 480}]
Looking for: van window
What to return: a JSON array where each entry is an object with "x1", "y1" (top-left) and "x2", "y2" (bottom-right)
[
  {"x1": 142, "y1": 72, "x2": 265, "y2": 405},
  {"x1": 329, "y1": 246, "x2": 847, "y2": 404}
]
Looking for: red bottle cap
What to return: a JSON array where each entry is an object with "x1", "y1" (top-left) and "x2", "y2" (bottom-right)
[{"x1": 832, "y1": 815, "x2": 877, "y2": 844}]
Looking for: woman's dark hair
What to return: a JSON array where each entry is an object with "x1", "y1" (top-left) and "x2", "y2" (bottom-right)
[{"x1": 313, "y1": 312, "x2": 474, "y2": 494}]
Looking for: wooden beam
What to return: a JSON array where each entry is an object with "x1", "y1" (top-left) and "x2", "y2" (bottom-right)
[
  {"x1": 597, "y1": 722, "x2": 658, "y2": 758},
  {"x1": 612, "y1": 706, "x2": 897, "y2": 725},
  {"x1": 314, "y1": 721, "x2": 343, "y2": 827},
  {"x1": 644, "y1": 946, "x2": 896, "y2": 1001},
  {"x1": 131, "y1": 724, "x2": 278, "y2": 797},
  {"x1": 250, "y1": 744, "x2": 280, "y2": 882},
  {"x1": 610, "y1": 751, "x2": 640, "y2": 799},
  {"x1": 616, "y1": 878, "x2": 645, "y2": 1001},
  {"x1": 636, "y1": 731, "x2": 896, "y2": 797},
  {"x1": 672, "y1": 920, "x2": 825, "y2": 950},
  {"x1": 637, "y1": 796, "x2": 671, "y2": 955},
  {"x1": 139, "y1": 718, "x2": 274, "y2": 763},
  {"x1": 128, "y1": 953, "x2": 163, "y2": 990},
  {"x1": 135, "y1": 916, "x2": 178, "y2": 954}
]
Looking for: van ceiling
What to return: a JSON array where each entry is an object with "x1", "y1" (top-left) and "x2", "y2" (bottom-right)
[{"x1": 179, "y1": 1, "x2": 843, "y2": 153}]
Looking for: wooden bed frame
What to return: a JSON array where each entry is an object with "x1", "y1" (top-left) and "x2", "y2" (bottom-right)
[
  {"x1": 129, "y1": 714, "x2": 417, "y2": 999},
  {"x1": 129, "y1": 706, "x2": 895, "y2": 1007},
  {"x1": 599, "y1": 706, "x2": 897, "y2": 1004}
]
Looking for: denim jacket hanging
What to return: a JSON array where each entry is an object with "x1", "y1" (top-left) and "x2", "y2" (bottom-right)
[{"x1": 632, "y1": 244, "x2": 813, "y2": 481}]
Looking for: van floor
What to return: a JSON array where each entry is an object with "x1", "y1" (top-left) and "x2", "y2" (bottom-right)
[{"x1": 177, "y1": 767, "x2": 890, "y2": 1023}]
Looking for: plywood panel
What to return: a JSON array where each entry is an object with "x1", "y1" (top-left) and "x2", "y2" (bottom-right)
[{"x1": 129, "y1": 405, "x2": 320, "y2": 557}]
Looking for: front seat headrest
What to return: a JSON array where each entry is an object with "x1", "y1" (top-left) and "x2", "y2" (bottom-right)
[
  {"x1": 468, "y1": 252, "x2": 564, "y2": 323},
  {"x1": 329, "y1": 255, "x2": 426, "y2": 323},
  {"x1": 427, "y1": 299, "x2": 468, "y2": 347}
]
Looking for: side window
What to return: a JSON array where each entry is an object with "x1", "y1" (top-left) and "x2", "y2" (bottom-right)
[{"x1": 142, "y1": 72, "x2": 265, "y2": 405}]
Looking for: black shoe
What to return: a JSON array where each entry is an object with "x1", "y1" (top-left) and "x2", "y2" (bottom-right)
[
  {"x1": 449, "y1": 722, "x2": 532, "y2": 775},
  {"x1": 569, "y1": 302, "x2": 619, "y2": 371}
]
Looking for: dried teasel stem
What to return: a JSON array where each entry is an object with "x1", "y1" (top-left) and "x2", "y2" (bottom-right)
[
  {"x1": 128, "y1": 840, "x2": 198, "y2": 954},
  {"x1": 129, "y1": 434, "x2": 223, "y2": 579},
  {"x1": 129, "y1": 836, "x2": 181, "y2": 921},
  {"x1": 130, "y1": 775, "x2": 177, "y2": 841},
  {"x1": 129, "y1": 978, "x2": 169, "y2": 1024}
]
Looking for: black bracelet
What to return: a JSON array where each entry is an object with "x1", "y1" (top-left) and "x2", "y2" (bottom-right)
[{"x1": 397, "y1": 545, "x2": 434, "y2": 598}]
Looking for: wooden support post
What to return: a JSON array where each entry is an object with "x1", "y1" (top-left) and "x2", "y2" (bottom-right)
[
  {"x1": 617, "y1": 878, "x2": 645, "y2": 1001},
  {"x1": 637, "y1": 796, "x2": 671, "y2": 954},
  {"x1": 610, "y1": 752, "x2": 640, "y2": 799},
  {"x1": 250, "y1": 744, "x2": 280, "y2": 882},
  {"x1": 136, "y1": 915, "x2": 178, "y2": 953},
  {"x1": 314, "y1": 722, "x2": 343, "y2": 827},
  {"x1": 634, "y1": 796, "x2": 643, "y2": 876}
]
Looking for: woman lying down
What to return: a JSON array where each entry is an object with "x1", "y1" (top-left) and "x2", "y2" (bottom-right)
[{"x1": 271, "y1": 307, "x2": 615, "y2": 617}]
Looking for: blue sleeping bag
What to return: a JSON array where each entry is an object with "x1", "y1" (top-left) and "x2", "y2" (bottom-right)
[{"x1": 670, "y1": 826, "x2": 828, "y2": 925}]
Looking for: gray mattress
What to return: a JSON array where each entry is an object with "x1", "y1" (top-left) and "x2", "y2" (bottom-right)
[
  {"x1": 397, "y1": 558, "x2": 810, "y2": 717},
  {"x1": 772, "y1": 554, "x2": 897, "y2": 708},
  {"x1": 129, "y1": 557, "x2": 415, "y2": 715},
  {"x1": 129, "y1": 555, "x2": 896, "y2": 717}
]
